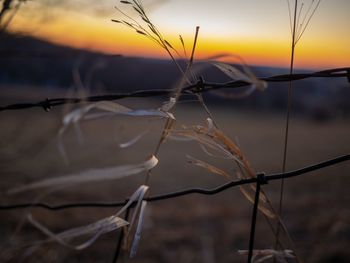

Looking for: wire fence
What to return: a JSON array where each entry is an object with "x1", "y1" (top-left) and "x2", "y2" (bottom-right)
[
  {"x1": 0, "y1": 67, "x2": 349, "y2": 112},
  {"x1": 1, "y1": 154, "x2": 349, "y2": 211},
  {"x1": 1, "y1": 154, "x2": 350, "y2": 262},
  {"x1": 1, "y1": 66, "x2": 349, "y2": 262}
]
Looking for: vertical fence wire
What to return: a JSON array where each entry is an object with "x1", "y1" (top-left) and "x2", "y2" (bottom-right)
[
  {"x1": 247, "y1": 174, "x2": 267, "y2": 263},
  {"x1": 0, "y1": 68, "x2": 349, "y2": 261}
]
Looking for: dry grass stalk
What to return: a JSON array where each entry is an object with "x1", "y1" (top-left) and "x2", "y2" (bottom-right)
[
  {"x1": 121, "y1": 185, "x2": 149, "y2": 257},
  {"x1": 211, "y1": 60, "x2": 267, "y2": 92},
  {"x1": 276, "y1": 1, "x2": 321, "y2": 260},
  {"x1": 129, "y1": 200, "x2": 147, "y2": 257},
  {"x1": 113, "y1": 0, "x2": 188, "y2": 79},
  {"x1": 25, "y1": 185, "x2": 149, "y2": 257},
  {"x1": 15, "y1": 0, "x2": 314, "y2": 259},
  {"x1": 27, "y1": 214, "x2": 128, "y2": 250},
  {"x1": 171, "y1": 118, "x2": 275, "y2": 218},
  {"x1": 58, "y1": 100, "x2": 174, "y2": 164},
  {"x1": 171, "y1": 118, "x2": 301, "y2": 254},
  {"x1": 8, "y1": 156, "x2": 158, "y2": 194},
  {"x1": 119, "y1": 130, "x2": 149, "y2": 148},
  {"x1": 186, "y1": 155, "x2": 231, "y2": 179}
]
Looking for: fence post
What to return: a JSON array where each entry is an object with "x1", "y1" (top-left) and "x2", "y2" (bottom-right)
[{"x1": 247, "y1": 173, "x2": 267, "y2": 263}]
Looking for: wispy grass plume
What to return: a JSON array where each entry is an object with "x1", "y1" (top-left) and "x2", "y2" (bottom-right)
[
  {"x1": 276, "y1": 0, "x2": 321, "y2": 258},
  {"x1": 112, "y1": 0, "x2": 187, "y2": 78}
]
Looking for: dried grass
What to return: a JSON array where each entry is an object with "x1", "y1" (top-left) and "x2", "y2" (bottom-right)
[
  {"x1": 6, "y1": 0, "x2": 324, "y2": 260},
  {"x1": 26, "y1": 185, "x2": 149, "y2": 258},
  {"x1": 7, "y1": 156, "x2": 158, "y2": 194}
]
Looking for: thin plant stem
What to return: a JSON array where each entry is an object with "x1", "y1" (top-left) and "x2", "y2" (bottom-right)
[
  {"x1": 182, "y1": 26, "x2": 219, "y2": 128},
  {"x1": 286, "y1": 0, "x2": 293, "y2": 35},
  {"x1": 144, "y1": 118, "x2": 171, "y2": 185},
  {"x1": 144, "y1": 27, "x2": 201, "y2": 187},
  {"x1": 275, "y1": 0, "x2": 298, "y2": 256},
  {"x1": 187, "y1": 26, "x2": 200, "y2": 79},
  {"x1": 174, "y1": 26, "x2": 200, "y2": 101}
]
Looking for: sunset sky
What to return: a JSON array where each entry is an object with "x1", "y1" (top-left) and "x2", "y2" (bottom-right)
[{"x1": 7, "y1": 0, "x2": 350, "y2": 69}]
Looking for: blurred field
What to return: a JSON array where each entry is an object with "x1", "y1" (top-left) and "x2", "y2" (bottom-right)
[{"x1": 0, "y1": 97, "x2": 349, "y2": 263}]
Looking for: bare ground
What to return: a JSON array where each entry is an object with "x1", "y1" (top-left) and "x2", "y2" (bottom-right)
[{"x1": 0, "y1": 98, "x2": 349, "y2": 263}]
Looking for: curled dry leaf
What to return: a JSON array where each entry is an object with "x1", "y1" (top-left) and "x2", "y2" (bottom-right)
[
  {"x1": 58, "y1": 100, "x2": 174, "y2": 163},
  {"x1": 120, "y1": 185, "x2": 149, "y2": 257},
  {"x1": 211, "y1": 61, "x2": 267, "y2": 97},
  {"x1": 28, "y1": 214, "x2": 129, "y2": 250},
  {"x1": 61, "y1": 101, "x2": 171, "y2": 128},
  {"x1": 27, "y1": 185, "x2": 150, "y2": 252},
  {"x1": 119, "y1": 130, "x2": 149, "y2": 149},
  {"x1": 8, "y1": 156, "x2": 158, "y2": 194},
  {"x1": 129, "y1": 200, "x2": 147, "y2": 258}
]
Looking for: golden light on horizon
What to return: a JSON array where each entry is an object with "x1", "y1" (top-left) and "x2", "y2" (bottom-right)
[{"x1": 7, "y1": 0, "x2": 350, "y2": 69}]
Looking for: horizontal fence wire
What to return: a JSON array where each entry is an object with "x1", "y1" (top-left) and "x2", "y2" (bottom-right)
[
  {"x1": 0, "y1": 67, "x2": 349, "y2": 112},
  {"x1": 1, "y1": 154, "x2": 349, "y2": 211},
  {"x1": 1, "y1": 66, "x2": 349, "y2": 263}
]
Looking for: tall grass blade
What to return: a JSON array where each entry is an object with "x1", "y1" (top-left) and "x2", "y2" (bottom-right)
[
  {"x1": 58, "y1": 101, "x2": 173, "y2": 163},
  {"x1": 129, "y1": 200, "x2": 147, "y2": 258},
  {"x1": 186, "y1": 155, "x2": 231, "y2": 179},
  {"x1": 7, "y1": 156, "x2": 158, "y2": 194},
  {"x1": 119, "y1": 130, "x2": 149, "y2": 149},
  {"x1": 211, "y1": 61, "x2": 267, "y2": 92},
  {"x1": 28, "y1": 214, "x2": 128, "y2": 250},
  {"x1": 27, "y1": 185, "x2": 150, "y2": 251},
  {"x1": 121, "y1": 185, "x2": 149, "y2": 257}
]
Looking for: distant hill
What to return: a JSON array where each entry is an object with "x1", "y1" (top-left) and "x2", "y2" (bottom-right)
[{"x1": 0, "y1": 32, "x2": 349, "y2": 118}]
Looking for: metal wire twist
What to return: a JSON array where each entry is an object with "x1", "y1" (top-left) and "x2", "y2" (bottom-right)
[{"x1": 0, "y1": 67, "x2": 349, "y2": 112}]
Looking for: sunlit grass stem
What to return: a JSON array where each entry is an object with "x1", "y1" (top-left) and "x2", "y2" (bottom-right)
[{"x1": 275, "y1": 1, "x2": 300, "y2": 262}]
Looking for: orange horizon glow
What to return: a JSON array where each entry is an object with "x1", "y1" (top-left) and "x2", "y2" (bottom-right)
[{"x1": 7, "y1": 2, "x2": 350, "y2": 70}]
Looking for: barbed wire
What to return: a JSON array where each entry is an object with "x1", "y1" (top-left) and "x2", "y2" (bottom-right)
[
  {"x1": 1, "y1": 154, "x2": 348, "y2": 211},
  {"x1": 1, "y1": 66, "x2": 349, "y2": 262},
  {"x1": 0, "y1": 67, "x2": 349, "y2": 112}
]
